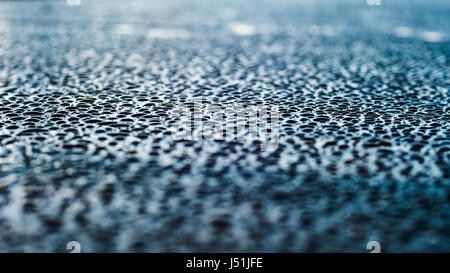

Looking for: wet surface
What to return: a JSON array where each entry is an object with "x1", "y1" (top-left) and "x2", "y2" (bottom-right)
[{"x1": 0, "y1": 0, "x2": 449, "y2": 252}]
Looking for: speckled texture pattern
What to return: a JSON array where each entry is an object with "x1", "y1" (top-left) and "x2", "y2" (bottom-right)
[{"x1": 0, "y1": 0, "x2": 449, "y2": 252}]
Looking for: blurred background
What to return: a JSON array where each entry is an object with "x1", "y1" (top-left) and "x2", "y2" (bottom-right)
[{"x1": 0, "y1": 0, "x2": 449, "y2": 253}]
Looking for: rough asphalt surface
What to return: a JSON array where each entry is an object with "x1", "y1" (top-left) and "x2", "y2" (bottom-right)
[{"x1": 0, "y1": 0, "x2": 449, "y2": 252}]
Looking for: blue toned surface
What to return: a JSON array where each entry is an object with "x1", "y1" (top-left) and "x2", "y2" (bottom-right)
[{"x1": 0, "y1": 0, "x2": 449, "y2": 252}]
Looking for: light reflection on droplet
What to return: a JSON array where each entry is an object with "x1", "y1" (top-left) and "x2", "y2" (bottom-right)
[
  {"x1": 147, "y1": 28, "x2": 191, "y2": 39},
  {"x1": 420, "y1": 31, "x2": 444, "y2": 43},
  {"x1": 228, "y1": 22, "x2": 256, "y2": 36}
]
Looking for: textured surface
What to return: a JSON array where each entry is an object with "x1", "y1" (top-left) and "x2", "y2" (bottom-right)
[{"x1": 0, "y1": 0, "x2": 449, "y2": 252}]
